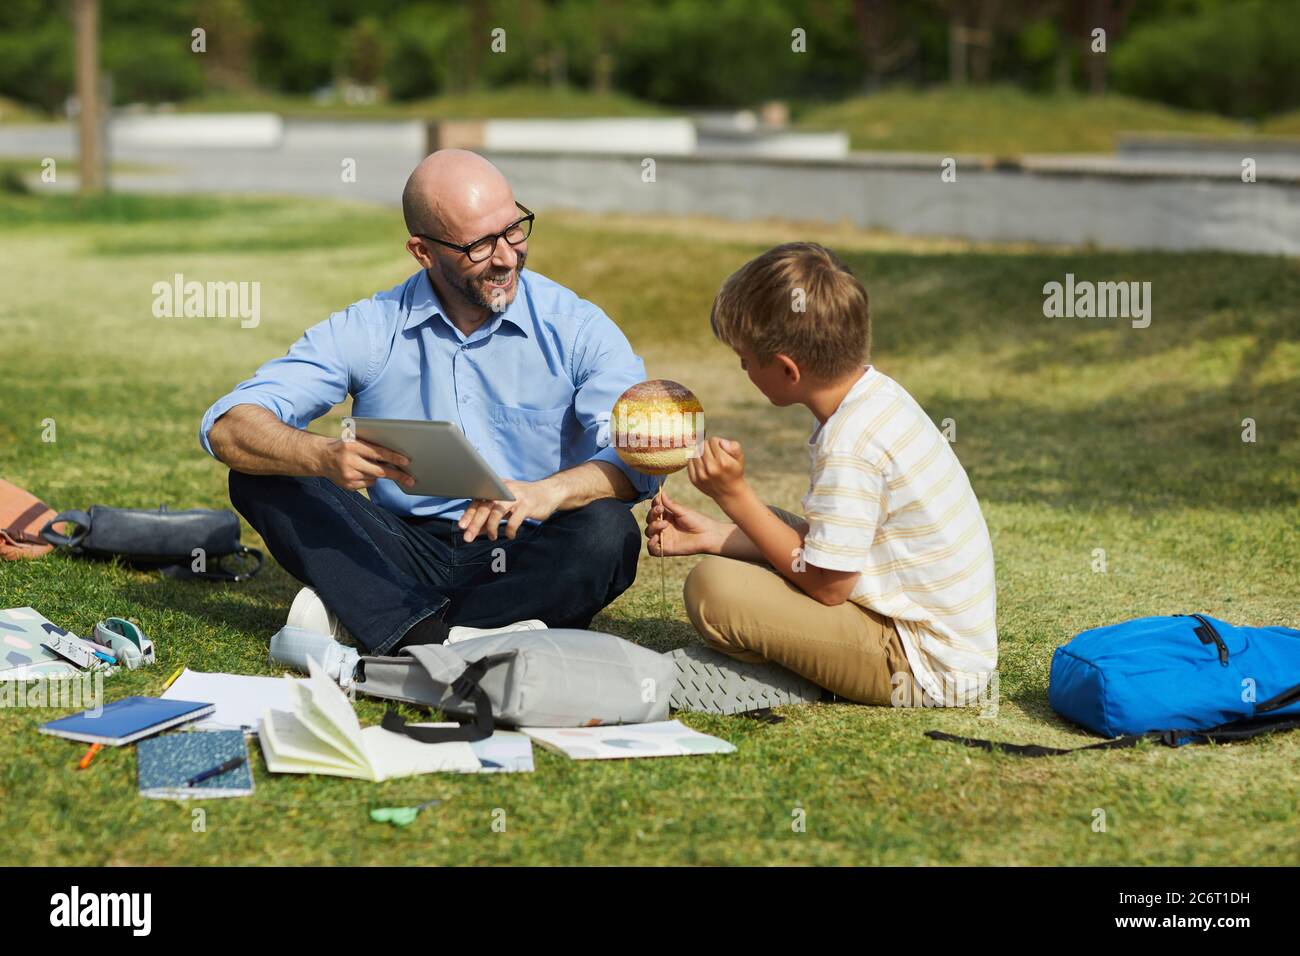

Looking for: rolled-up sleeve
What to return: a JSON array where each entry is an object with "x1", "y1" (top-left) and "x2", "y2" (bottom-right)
[
  {"x1": 570, "y1": 307, "x2": 657, "y2": 500},
  {"x1": 198, "y1": 307, "x2": 375, "y2": 458}
]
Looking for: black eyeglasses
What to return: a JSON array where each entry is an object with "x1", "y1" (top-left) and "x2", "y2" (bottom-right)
[{"x1": 415, "y1": 202, "x2": 534, "y2": 263}]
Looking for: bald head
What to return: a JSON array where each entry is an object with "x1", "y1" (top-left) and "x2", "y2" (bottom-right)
[{"x1": 402, "y1": 149, "x2": 514, "y2": 241}]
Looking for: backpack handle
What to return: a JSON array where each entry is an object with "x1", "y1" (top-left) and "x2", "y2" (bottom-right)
[
  {"x1": 380, "y1": 656, "x2": 506, "y2": 744},
  {"x1": 39, "y1": 509, "x2": 92, "y2": 548}
]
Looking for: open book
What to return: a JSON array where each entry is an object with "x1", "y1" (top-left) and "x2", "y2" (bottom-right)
[{"x1": 258, "y1": 657, "x2": 481, "y2": 780}]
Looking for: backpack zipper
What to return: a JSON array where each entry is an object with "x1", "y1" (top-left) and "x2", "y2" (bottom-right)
[{"x1": 1186, "y1": 613, "x2": 1230, "y2": 667}]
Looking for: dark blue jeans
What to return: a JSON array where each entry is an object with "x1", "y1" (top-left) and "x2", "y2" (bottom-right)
[{"x1": 228, "y1": 471, "x2": 641, "y2": 655}]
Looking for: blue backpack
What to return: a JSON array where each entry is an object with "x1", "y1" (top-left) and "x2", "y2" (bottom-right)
[{"x1": 929, "y1": 614, "x2": 1300, "y2": 756}]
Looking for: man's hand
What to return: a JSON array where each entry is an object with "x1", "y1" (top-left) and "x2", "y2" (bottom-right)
[
  {"x1": 458, "y1": 478, "x2": 562, "y2": 542},
  {"x1": 686, "y1": 436, "x2": 747, "y2": 505},
  {"x1": 317, "y1": 437, "x2": 415, "y2": 491},
  {"x1": 644, "y1": 489, "x2": 726, "y2": 557}
]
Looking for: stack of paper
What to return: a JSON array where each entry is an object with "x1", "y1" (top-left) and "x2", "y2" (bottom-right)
[
  {"x1": 258, "y1": 657, "x2": 482, "y2": 780},
  {"x1": 162, "y1": 669, "x2": 305, "y2": 733}
]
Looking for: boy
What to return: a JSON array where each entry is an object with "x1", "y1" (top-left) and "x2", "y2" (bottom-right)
[{"x1": 648, "y1": 243, "x2": 996, "y2": 707}]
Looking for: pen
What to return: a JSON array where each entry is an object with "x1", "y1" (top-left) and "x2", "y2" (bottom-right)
[
  {"x1": 185, "y1": 755, "x2": 246, "y2": 787},
  {"x1": 162, "y1": 666, "x2": 184, "y2": 690},
  {"x1": 77, "y1": 743, "x2": 102, "y2": 770}
]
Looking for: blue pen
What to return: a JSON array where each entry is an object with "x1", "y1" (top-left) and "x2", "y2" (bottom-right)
[
  {"x1": 185, "y1": 756, "x2": 247, "y2": 787},
  {"x1": 91, "y1": 650, "x2": 116, "y2": 664}
]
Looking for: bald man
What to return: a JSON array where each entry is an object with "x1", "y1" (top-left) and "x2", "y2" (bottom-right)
[{"x1": 200, "y1": 150, "x2": 655, "y2": 654}]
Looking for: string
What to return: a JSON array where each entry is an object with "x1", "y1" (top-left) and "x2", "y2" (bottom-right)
[{"x1": 658, "y1": 473, "x2": 667, "y2": 622}]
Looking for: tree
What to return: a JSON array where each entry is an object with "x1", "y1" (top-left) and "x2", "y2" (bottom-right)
[
  {"x1": 1060, "y1": 0, "x2": 1137, "y2": 95},
  {"x1": 73, "y1": 0, "x2": 104, "y2": 195},
  {"x1": 852, "y1": 0, "x2": 919, "y2": 90}
]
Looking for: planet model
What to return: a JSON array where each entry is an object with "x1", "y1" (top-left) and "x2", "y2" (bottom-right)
[{"x1": 610, "y1": 380, "x2": 706, "y2": 477}]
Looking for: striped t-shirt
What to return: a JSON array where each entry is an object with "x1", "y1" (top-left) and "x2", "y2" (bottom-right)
[{"x1": 800, "y1": 367, "x2": 997, "y2": 706}]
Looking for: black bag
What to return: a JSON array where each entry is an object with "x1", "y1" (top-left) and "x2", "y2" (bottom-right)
[{"x1": 40, "y1": 505, "x2": 262, "y2": 582}]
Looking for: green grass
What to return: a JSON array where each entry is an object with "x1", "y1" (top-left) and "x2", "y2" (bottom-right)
[
  {"x1": 0, "y1": 193, "x2": 1297, "y2": 865},
  {"x1": 795, "y1": 85, "x2": 1256, "y2": 154},
  {"x1": 1260, "y1": 110, "x2": 1300, "y2": 137}
]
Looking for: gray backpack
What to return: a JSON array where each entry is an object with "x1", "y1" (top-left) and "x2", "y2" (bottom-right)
[{"x1": 352, "y1": 628, "x2": 676, "y2": 743}]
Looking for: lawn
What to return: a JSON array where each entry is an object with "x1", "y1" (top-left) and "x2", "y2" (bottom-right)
[
  {"x1": 0, "y1": 190, "x2": 1297, "y2": 866},
  {"x1": 795, "y1": 85, "x2": 1265, "y2": 154}
]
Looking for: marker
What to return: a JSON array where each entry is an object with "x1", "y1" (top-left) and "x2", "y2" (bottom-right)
[
  {"x1": 185, "y1": 756, "x2": 246, "y2": 787},
  {"x1": 161, "y1": 666, "x2": 184, "y2": 690},
  {"x1": 77, "y1": 743, "x2": 102, "y2": 770}
]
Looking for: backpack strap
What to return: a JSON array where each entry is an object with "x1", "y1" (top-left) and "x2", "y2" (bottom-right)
[
  {"x1": 926, "y1": 711, "x2": 1300, "y2": 758},
  {"x1": 379, "y1": 655, "x2": 509, "y2": 744},
  {"x1": 925, "y1": 729, "x2": 1173, "y2": 757},
  {"x1": 1254, "y1": 681, "x2": 1300, "y2": 714}
]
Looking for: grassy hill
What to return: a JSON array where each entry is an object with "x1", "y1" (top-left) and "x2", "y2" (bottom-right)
[{"x1": 795, "y1": 86, "x2": 1259, "y2": 154}]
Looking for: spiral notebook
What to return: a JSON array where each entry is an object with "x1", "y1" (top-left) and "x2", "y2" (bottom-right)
[{"x1": 137, "y1": 731, "x2": 254, "y2": 799}]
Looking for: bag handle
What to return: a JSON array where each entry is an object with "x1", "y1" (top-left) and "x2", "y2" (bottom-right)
[
  {"x1": 160, "y1": 546, "x2": 264, "y2": 583},
  {"x1": 380, "y1": 655, "x2": 507, "y2": 744},
  {"x1": 39, "y1": 509, "x2": 92, "y2": 548}
]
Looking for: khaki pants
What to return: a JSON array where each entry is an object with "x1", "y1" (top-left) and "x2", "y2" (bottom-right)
[{"x1": 683, "y1": 553, "x2": 919, "y2": 706}]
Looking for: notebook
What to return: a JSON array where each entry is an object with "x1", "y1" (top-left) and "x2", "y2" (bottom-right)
[
  {"x1": 522, "y1": 720, "x2": 736, "y2": 760},
  {"x1": 258, "y1": 657, "x2": 481, "y2": 781},
  {"x1": 39, "y1": 697, "x2": 215, "y2": 746},
  {"x1": 137, "y1": 730, "x2": 254, "y2": 799}
]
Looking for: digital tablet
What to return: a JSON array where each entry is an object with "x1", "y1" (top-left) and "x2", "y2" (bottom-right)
[{"x1": 351, "y1": 418, "x2": 515, "y2": 501}]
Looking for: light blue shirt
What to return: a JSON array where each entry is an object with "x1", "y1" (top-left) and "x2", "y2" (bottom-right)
[{"x1": 199, "y1": 268, "x2": 656, "y2": 520}]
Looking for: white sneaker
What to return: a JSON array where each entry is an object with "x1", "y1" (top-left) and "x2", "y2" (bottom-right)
[
  {"x1": 289, "y1": 588, "x2": 545, "y2": 648},
  {"x1": 446, "y1": 619, "x2": 547, "y2": 645},
  {"x1": 286, "y1": 587, "x2": 356, "y2": 646}
]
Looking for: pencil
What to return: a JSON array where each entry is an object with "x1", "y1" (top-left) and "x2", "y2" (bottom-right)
[
  {"x1": 77, "y1": 743, "x2": 102, "y2": 770},
  {"x1": 161, "y1": 666, "x2": 184, "y2": 690}
]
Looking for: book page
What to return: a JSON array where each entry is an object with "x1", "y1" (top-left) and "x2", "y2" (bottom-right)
[
  {"x1": 260, "y1": 708, "x2": 361, "y2": 774},
  {"x1": 288, "y1": 661, "x2": 371, "y2": 770},
  {"x1": 358, "y1": 725, "x2": 480, "y2": 780}
]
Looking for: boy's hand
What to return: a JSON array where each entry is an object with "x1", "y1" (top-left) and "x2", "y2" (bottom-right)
[
  {"x1": 687, "y1": 437, "x2": 747, "y2": 505},
  {"x1": 645, "y1": 489, "x2": 725, "y2": 557}
]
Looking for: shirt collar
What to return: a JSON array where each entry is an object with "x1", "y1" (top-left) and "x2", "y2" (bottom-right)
[{"x1": 403, "y1": 268, "x2": 530, "y2": 339}]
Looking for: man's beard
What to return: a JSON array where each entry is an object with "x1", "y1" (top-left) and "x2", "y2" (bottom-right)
[{"x1": 439, "y1": 250, "x2": 527, "y2": 313}]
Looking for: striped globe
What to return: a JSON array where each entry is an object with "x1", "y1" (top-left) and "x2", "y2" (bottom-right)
[{"x1": 611, "y1": 380, "x2": 705, "y2": 476}]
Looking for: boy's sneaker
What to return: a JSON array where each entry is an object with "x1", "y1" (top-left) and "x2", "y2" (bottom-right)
[
  {"x1": 286, "y1": 587, "x2": 356, "y2": 646},
  {"x1": 666, "y1": 644, "x2": 827, "y2": 715},
  {"x1": 446, "y1": 619, "x2": 547, "y2": 645}
]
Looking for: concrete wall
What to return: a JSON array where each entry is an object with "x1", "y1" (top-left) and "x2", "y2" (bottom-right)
[
  {"x1": 485, "y1": 150, "x2": 1300, "y2": 254},
  {"x1": 480, "y1": 118, "x2": 696, "y2": 155},
  {"x1": 110, "y1": 113, "x2": 283, "y2": 149}
]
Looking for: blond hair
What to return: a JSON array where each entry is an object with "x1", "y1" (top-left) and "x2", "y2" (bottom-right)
[{"x1": 710, "y1": 242, "x2": 870, "y2": 380}]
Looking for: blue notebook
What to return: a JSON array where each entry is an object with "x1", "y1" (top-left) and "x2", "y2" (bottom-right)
[
  {"x1": 39, "y1": 696, "x2": 214, "y2": 746},
  {"x1": 137, "y1": 731, "x2": 254, "y2": 799}
]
